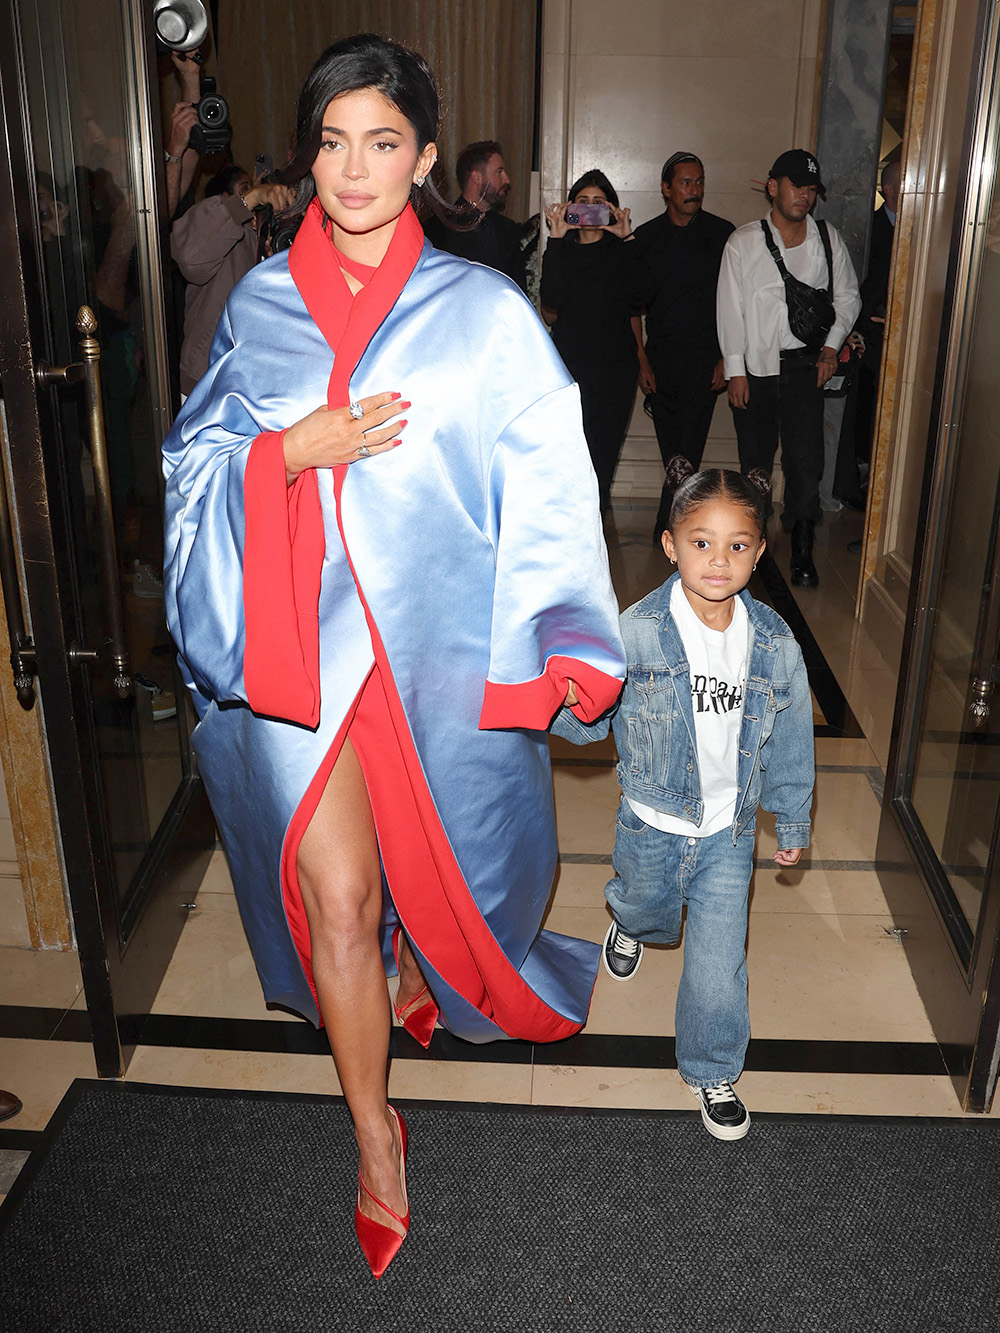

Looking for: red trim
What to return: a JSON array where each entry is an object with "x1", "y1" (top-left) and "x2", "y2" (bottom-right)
[
  {"x1": 242, "y1": 201, "x2": 425, "y2": 725},
  {"x1": 242, "y1": 431, "x2": 323, "y2": 725},
  {"x1": 479, "y1": 656, "x2": 622, "y2": 731}
]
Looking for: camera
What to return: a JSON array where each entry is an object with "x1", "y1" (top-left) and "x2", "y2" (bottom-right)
[
  {"x1": 566, "y1": 202, "x2": 611, "y2": 228},
  {"x1": 255, "y1": 153, "x2": 273, "y2": 179},
  {"x1": 189, "y1": 76, "x2": 231, "y2": 156},
  {"x1": 254, "y1": 203, "x2": 299, "y2": 261}
]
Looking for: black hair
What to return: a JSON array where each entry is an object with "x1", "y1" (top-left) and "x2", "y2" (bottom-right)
[
  {"x1": 661, "y1": 153, "x2": 703, "y2": 188},
  {"x1": 567, "y1": 169, "x2": 619, "y2": 208},
  {"x1": 205, "y1": 164, "x2": 248, "y2": 197},
  {"x1": 456, "y1": 139, "x2": 503, "y2": 190},
  {"x1": 279, "y1": 32, "x2": 466, "y2": 229},
  {"x1": 663, "y1": 455, "x2": 771, "y2": 537}
]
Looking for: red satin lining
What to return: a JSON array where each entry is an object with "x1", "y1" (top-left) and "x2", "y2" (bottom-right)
[{"x1": 479, "y1": 656, "x2": 622, "y2": 732}]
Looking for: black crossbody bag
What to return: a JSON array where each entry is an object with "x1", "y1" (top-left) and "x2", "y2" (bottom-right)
[{"x1": 760, "y1": 218, "x2": 835, "y2": 350}]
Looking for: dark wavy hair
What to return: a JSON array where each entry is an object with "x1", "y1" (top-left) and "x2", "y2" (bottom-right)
[
  {"x1": 568, "y1": 169, "x2": 619, "y2": 208},
  {"x1": 663, "y1": 455, "x2": 771, "y2": 537},
  {"x1": 279, "y1": 33, "x2": 467, "y2": 229}
]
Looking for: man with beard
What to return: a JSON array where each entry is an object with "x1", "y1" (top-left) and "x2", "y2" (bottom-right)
[
  {"x1": 630, "y1": 153, "x2": 734, "y2": 539},
  {"x1": 717, "y1": 150, "x2": 859, "y2": 587},
  {"x1": 425, "y1": 140, "x2": 526, "y2": 290}
]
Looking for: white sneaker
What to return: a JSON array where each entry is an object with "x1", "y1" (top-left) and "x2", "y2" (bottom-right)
[
  {"x1": 132, "y1": 560, "x2": 164, "y2": 600},
  {"x1": 692, "y1": 1081, "x2": 750, "y2": 1141},
  {"x1": 602, "y1": 921, "x2": 643, "y2": 981}
]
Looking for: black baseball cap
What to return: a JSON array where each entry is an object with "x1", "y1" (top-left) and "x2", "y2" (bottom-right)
[{"x1": 768, "y1": 149, "x2": 826, "y2": 198}]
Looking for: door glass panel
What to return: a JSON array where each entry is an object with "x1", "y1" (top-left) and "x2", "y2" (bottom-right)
[
  {"x1": 20, "y1": 0, "x2": 189, "y2": 915},
  {"x1": 909, "y1": 34, "x2": 1000, "y2": 942}
]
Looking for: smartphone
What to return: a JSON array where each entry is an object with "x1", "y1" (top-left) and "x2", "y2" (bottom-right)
[
  {"x1": 566, "y1": 202, "x2": 611, "y2": 227},
  {"x1": 255, "y1": 153, "x2": 273, "y2": 178}
]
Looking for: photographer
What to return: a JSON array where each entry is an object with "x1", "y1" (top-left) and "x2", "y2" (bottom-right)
[
  {"x1": 170, "y1": 163, "x2": 291, "y2": 399},
  {"x1": 540, "y1": 170, "x2": 639, "y2": 513}
]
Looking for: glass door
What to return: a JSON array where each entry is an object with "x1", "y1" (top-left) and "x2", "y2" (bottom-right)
[
  {"x1": 879, "y1": 0, "x2": 1000, "y2": 1112},
  {"x1": 0, "y1": 0, "x2": 213, "y2": 1075}
]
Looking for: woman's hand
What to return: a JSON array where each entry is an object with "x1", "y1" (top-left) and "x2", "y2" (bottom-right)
[
  {"x1": 543, "y1": 201, "x2": 570, "y2": 239},
  {"x1": 564, "y1": 680, "x2": 579, "y2": 707},
  {"x1": 283, "y1": 391, "x2": 410, "y2": 484},
  {"x1": 605, "y1": 204, "x2": 632, "y2": 239}
]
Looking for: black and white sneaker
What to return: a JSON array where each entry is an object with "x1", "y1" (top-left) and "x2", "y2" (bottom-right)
[
  {"x1": 692, "y1": 1081, "x2": 750, "y2": 1140},
  {"x1": 602, "y1": 921, "x2": 643, "y2": 981}
]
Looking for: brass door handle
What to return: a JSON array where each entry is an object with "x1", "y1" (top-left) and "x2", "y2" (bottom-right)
[
  {"x1": 75, "y1": 305, "x2": 132, "y2": 699},
  {"x1": 35, "y1": 361, "x2": 84, "y2": 389}
]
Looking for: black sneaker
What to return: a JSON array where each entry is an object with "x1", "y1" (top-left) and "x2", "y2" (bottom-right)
[
  {"x1": 692, "y1": 1081, "x2": 750, "y2": 1140},
  {"x1": 602, "y1": 921, "x2": 643, "y2": 981}
]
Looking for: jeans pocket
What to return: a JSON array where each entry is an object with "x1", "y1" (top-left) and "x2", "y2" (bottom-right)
[{"x1": 616, "y1": 797, "x2": 649, "y2": 835}]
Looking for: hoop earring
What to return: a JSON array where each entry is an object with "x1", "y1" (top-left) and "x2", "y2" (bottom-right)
[{"x1": 752, "y1": 562, "x2": 757, "y2": 572}]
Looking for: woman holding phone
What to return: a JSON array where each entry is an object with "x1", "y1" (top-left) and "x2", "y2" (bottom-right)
[{"x1": 541, "y1": 170, "x2": 640, "y2": 512}]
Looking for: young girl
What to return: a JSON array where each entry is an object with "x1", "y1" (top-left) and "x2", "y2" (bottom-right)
[{"x1": 553, "y1": 457, "x2": 814, "y2": 1139}]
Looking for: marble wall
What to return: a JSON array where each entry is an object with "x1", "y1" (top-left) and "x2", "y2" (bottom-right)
[
  {"x1": 539, "y1": 0, "x2": 825, "y2": 494},
  {"x1": 816, "y1": 0, "x2": 894, "y2": 278}
]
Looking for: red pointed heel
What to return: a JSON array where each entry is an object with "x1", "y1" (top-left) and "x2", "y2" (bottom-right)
[
  {"x1": 355, "y1": 1108, "x2": 409, "y2": 1279},
  {"x1": 391, "y1": 926, "x2": 439, "y2": 1049}
]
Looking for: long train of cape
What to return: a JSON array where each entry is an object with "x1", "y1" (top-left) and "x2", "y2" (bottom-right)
[{"x1": 162, "y1": 203, "x2": 626, "y2": 1042}]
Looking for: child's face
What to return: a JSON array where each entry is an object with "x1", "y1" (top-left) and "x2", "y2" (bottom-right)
[{"x1": 662, "y1": 498, "x2": 765, "y2": 613}]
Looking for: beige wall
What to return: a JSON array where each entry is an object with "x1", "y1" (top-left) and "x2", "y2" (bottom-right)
[{"x1": 539, "y1": 0, "x2": 825, "y2": 494}]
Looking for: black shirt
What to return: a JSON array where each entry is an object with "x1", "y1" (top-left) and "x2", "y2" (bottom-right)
[
  {"x1": 631, "y1": 207, "x2": 734, "y2": 358},
  {"x1": 540, "y1": 233, "x2": 639, "y2": 370},
  {"x1": 425, "y1": 207, "x2": 526, "y2": 291}
]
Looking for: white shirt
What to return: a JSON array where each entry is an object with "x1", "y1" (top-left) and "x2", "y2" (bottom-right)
[
  {"x1": 716, "y1": 213, "x2": 861, "y2": 379},
  {"x1": 628, "y1": 583, "x2": 749, "y2": 838}
]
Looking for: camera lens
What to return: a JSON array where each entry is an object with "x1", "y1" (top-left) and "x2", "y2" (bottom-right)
[
  {"x1": 198, "y1": 94, "x2": 228, "y2": 127},
  {"x1": 567, "y1": 212, "x2": 578, "y2": 224}
]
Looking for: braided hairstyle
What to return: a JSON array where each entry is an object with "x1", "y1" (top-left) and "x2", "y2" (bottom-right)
[{"x1": 662, "y1": 455, "x2": 771, "y2": 539}]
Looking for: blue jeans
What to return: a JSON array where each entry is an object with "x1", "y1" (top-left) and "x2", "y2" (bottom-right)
[{"x1": 606, "y1": 798, "x2": 755, "y2": 1087}]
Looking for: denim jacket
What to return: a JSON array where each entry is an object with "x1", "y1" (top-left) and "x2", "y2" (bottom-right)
[{"x1": 552, "y1": 574, "x2": 814, "y2": 848}]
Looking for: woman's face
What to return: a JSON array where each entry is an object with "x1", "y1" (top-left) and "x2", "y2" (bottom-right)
[
  {"x1": 572, "y1": 185, "x2": 609, "y2": 208},
  {"x1": 311, "y1": 87, "x2": 436, "y2": 243}
]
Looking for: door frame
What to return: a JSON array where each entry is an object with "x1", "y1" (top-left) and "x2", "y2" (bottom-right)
[
  {"x1": 0, "y1": 0, "x2": 214, "y2": 1077},
  {"x1": 878, "y1": 0, "x2": 1000, "y2": 1112}
]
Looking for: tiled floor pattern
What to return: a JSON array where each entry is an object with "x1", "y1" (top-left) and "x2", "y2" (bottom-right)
[{"x1": 0, "y1": 502, "x2": 990, "y2": 1204}]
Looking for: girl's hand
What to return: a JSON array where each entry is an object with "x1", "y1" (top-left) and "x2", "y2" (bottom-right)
[
  {"x1": 564, "y1": 679, "x2": 579, "y2": 707},
  {"x1": 605, "y1": 204, "x2": 632, "y2": 239},
  {"x1": 283, "y1": 391, "x2": 409, "y2": 484},
  {"x1": 773, "y1": 847, "x2": 803, "y2": 867},
  {"x1": 544, "y1": 202, "x2": 570, "y2": 239}
]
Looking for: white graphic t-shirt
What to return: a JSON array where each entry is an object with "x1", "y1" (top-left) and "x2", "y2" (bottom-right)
[{"x1": 628, "y1": 580, "x2": 749, "y2": 838}]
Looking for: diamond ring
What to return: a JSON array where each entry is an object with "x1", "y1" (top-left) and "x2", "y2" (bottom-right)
[
  {"x1": 349, "y1": 401, "x2": 364, "y2": 420},
  {"x1": 356, "y1": 443, "x2": 372, "y2": 458}
]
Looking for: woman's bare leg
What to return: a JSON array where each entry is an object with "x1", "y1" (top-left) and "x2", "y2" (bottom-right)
[{"x1": 297, "y1": 738, "x2": 406, "y2": 1233}]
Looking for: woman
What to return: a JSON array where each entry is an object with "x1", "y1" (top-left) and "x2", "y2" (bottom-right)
[
  {"x1": 162, "y1": 35, "x2": 624, "y2": 1278},
  {"x1": 541, "y1": 171, "x2": 640, "y2": 512}
]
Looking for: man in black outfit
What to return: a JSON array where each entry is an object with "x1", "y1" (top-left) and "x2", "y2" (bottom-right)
[
  {"x1": 630, "y1": 153, "x2": 734, "y2": 537},
  {"x1": 424, "y1": 140, "x2": 526, "y2": 291}
]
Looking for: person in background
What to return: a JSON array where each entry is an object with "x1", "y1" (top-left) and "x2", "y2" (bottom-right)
[
  {"x1": 631, "y1": 153, "x2": 734, "y2": 540},
  {"x1": 425, "y1": 139, "x2": 526, "y2": 289},
  {"x1": 170, "y1": 163, "x2": 291, "y2": 400},
  {"x1": 164, "y1": 51, "x2": 203, "y2": 219},
  {"x1": 541, "y1": 170, "x2": 639, "y2": 512},
  {"x1": 717, "y1": 149, "x2": 860, "y2": 588}
]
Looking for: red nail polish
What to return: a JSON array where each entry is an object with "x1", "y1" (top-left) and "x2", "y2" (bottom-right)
[
  {"x1": 390, "y1": 392, "x2": 402, "y2": 400},
  {"x1": 400, "y1": 401, "x2": 412, "y2": 410},
  {"x1": 398, "y1": 419, "x2": 408, "y2": 428}
]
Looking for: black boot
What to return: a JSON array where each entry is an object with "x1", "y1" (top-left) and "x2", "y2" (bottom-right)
[{"x1": 789, "y1": 519, "x2": 818, "y2": 588}]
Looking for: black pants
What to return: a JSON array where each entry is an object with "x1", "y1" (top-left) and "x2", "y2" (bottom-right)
[
  {"x1": 647, "y1": 350, "x2": 718, "y2": 535},
  {"x1": 731, "y1": 353, "x2": 825, "y2": 529},
  {"x1": 576, "y1": 358, "x2": 638, "y2": 511}
]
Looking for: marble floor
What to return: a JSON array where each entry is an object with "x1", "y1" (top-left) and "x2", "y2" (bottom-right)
[{"x1": 0, "y1": 499, "x2": 991, "y2": 1205}]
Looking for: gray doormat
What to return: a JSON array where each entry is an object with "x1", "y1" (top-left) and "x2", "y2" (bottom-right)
[{"x1": 1, "y1": 1079, "x2": 998, "y2": 1331}]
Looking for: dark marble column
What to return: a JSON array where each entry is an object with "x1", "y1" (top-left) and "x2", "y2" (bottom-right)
[{"x1": 815, "y1": 0, "x2": 894, "y2": 279}]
